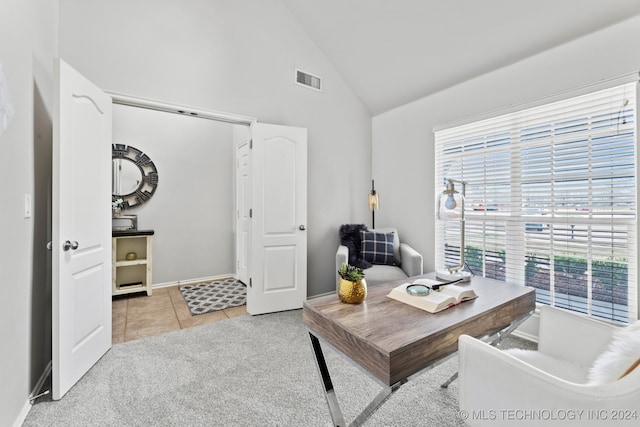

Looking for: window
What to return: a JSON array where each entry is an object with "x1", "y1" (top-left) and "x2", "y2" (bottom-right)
[{"x1": 434, "y1": 82, "x2": 638, "y2": 323}]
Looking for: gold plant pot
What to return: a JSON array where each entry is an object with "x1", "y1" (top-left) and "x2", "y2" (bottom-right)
[{"x1": 338, "y1": 278, "x2": 367, "y2": 304}]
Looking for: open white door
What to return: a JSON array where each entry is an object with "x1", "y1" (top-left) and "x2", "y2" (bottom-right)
[
  {"x1": 247, "y1": 123, "x2": 307, "y2": 315},
  {"x1": 52, "y1": 59, "x2": 112, "y2": 400}
]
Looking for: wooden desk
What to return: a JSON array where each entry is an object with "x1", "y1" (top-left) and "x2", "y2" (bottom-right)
[{"x1": 303, "y1": 274, "x2": 536, "y2": 426}]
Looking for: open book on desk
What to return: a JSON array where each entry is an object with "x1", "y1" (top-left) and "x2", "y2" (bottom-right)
[{"x1": 387, "y1": 278, "x2": 478, "y2": 313}]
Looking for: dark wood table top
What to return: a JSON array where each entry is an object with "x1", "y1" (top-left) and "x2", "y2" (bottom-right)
[
  {"x1": 303, "y1": 273, "x2": 536, "y2": 385},
  {"x1": 112, "y1": 229, "x2": 154, "y2": 237}
]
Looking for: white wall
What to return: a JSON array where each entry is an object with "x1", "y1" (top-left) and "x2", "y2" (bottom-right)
[
  {"x1": 372, "y1": 16, "x2": 640, "y2": 280},
  {"x1": 59, "y1": 0, "x2": 372, "y2": 297},
  {"x1": 112, "y1": 104, "x2": 235, "y2": 284},
  {"x1": 0, "y1": 0, "x2": 57, "y2": 425}
]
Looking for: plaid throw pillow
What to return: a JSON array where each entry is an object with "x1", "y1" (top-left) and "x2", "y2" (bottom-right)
[{"x1": 360, "y1": 230, "x2": 395, "y2": 265}]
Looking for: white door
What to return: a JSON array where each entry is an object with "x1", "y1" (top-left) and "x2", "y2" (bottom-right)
[
  {"x1": 52, "y1": 59, "x2": 112, "y2": 400},
  {"x1": 247, "y1": 123, "x2": 307, "y2": 315},
  {"x1": 234, "y1": 125, "x2": 251, "y2": 285}
]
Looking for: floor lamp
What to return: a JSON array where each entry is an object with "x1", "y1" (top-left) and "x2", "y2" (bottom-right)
[{"x1": 436, "y1": 178, "x2": 472, "y2": 282}]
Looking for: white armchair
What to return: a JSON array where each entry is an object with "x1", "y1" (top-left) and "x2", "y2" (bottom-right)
[
  {"x1": 336, "y1": 226, "x2": 423, "y2": 288},
  {"x1": 458, "y1": 306, "x2": 640, "y2": 426}
]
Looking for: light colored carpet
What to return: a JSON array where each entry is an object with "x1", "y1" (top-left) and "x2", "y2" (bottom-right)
[{"x1": 24, "y1": 309, "x2": 533, "y2": 426}]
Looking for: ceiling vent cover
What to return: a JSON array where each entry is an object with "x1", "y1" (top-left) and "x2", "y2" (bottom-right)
[{"x1": 296, "y1": 69, "x2": 322, "y2": 92}]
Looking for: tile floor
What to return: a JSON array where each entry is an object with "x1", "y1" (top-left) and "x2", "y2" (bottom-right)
[{"x1": 112, "y1": 283, "x2": 247, "y2": 344}]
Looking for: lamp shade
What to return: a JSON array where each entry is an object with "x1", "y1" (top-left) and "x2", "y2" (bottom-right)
[
  {"x1": 436, "y1": 180, "x2": 465, "y2": 221},
  {"x1": 368, "y1": 192, "x2": 379, "y2": 210}
]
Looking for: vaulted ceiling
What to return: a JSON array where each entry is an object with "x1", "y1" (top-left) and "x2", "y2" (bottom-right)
[{"x1": 281, "y1": 0, "x2": 640, "y2": 115}]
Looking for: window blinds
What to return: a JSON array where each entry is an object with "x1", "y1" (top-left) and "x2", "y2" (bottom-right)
[{"x1": 434, "y1": 82, "x2": 637, "y2": 323}]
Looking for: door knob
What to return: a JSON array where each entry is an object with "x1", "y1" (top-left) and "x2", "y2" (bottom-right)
[
  {"x1": 63, "y1": 240, "x2": 79, "y2": 251},
  {"x1": 299, "y1": 225, "x2": 306, "y2": 231}
]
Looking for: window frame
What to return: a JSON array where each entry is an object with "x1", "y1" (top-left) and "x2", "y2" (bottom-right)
[{"x1": 434, "y1": 81, "x2": 639, "y2": 323}]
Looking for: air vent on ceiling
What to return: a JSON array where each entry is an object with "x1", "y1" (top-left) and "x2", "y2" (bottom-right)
[{"x1": 295, "y1": 68, "x2": 322, "y2": 92}]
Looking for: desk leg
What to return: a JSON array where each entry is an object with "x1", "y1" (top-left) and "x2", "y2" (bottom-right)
[
  {"x1": 308, "y1": 332, "x2": 405, "y2": 427},
  {"x1": 309, "y1": 333, "x2": 347, "y2": 427},
  {"x1": 439, "y1": 312, "x2": 533, "y2": 389},
  {"x1": 485, "y1": 313, "x2": 531, "y2": 347},
  {"x1": 440, "y1": 372, "x2": 458, "y2": 388},
  {"x1": 350, "y1": 380, "x2": 405, "y2": 426}
]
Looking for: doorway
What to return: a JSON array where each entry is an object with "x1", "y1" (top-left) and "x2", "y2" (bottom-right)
[
  {"x1": 110, "y1": 101, "x2": 250, "y2": 343},
  {"x1": 111, "y1": 103, "x2": 240, "y2": 287}
]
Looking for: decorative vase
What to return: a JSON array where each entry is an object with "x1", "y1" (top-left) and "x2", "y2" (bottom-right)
[{"x1": 338, "y1": 278, "x2": 367, "y2": 304}]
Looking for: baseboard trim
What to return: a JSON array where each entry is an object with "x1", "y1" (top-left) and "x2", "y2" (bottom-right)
[
  {"x1": 152, "y1": 274, "x2": 237, "y2": 289},
  {"x1": 307, "y1": 290, "x2": 335, "y2": 299},
  {"x1": 13, "y1": 400, "x2": 31, "y2": 427}
]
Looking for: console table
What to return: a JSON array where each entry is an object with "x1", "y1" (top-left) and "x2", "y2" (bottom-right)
[
  {"x1": 112, "y1": 230, "x2": 154, "y2": 296},
  {"x1": 303, "y1": 274, "x2": 536, "y2": 426}
]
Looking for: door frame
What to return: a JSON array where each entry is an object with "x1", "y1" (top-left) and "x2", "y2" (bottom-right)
[
  {"x1": 234, "y1": 126, "x2": 252, "y2": 286},
  {"x1": 106, "y1": 91, "x2": 256, "y2": 126}
]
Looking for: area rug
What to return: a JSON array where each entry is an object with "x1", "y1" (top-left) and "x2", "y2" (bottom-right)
[{"x1": 179, "y1": 278, "x2": 246, "y2": 315}]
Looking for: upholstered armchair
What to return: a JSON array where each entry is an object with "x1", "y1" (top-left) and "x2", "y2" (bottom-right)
[
  {"x1": 336, "y1": 224, "x2": 423, "y2": 288},
  {"x1": 458, "y1": 306, "x2": 640, "y2": 426}
]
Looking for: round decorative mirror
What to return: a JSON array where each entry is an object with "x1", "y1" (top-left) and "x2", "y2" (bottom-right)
[{"x1": 112, "y1": 144, "x2": 159, "y2": 209}]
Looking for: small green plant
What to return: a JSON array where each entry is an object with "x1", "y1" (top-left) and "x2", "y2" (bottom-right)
[
  {"x1": 338, "y1": 263, "x2": 365, "y2": 281},
  {"x1": 112, "y1": 195, "x2": 124, "y2": 210}
]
